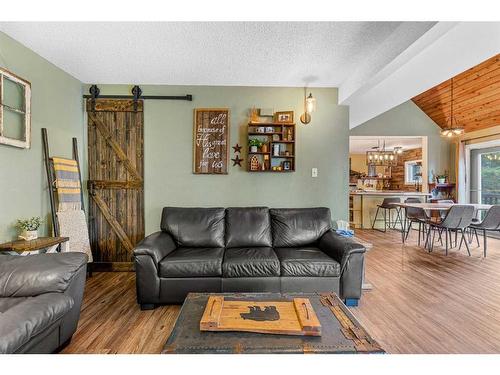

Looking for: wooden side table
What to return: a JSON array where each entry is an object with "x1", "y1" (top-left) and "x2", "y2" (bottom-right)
[{"x1": 0, "y1": 237, "x2": 69, "y2": 256}]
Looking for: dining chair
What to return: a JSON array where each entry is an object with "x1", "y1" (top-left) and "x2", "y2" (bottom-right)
[
  {"x1": 404, "y1": 198, "x2": 428, "y2": 246},
  {"x1": 469, "y1": 205, "x2": 500, "y2": 257},
  {"x1": 437, "y1": 199, "x2": 454, "y2": 221},
  {"x1": 371, "y1": 197, "x2": 402, "y2": 233},
  {"x1": 425, "y1": 205, "x2": 475, "y2": 256}
]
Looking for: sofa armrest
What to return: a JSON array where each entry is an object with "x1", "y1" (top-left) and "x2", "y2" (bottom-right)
[
  {"x1": 133, "y1": 231, "x2": 176, "y2": 306},
  {"x1": 319, "y1": 230, "x2": 366, "y2": 300},
  {"x1": 133, "y1": 231, "x2": 177, "y2": 266},
  {"x1": 319, "y1": 230, "x2": 365, "y2": 271},
  {"x1": 0, "y1": 253, "x2": 88, "y2": 298}
]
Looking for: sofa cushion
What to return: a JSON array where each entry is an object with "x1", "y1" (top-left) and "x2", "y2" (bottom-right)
[
  {"x1": 0, "y1": 253, "x2": 88, "y2": 298},
  {"x1": 0, "y1": 293, "x2": 74, "y2": 354},
  {"x1": 159, "y1": 247, "x2": 224, "y2": 278},
  {"x1": 270, "y1": 208, "x2": 332, "y2": 247},
  {"x1": 160, "y1": 207, "x2": 225, "y2": 247},
  {"x1": 223, "y1": 247, "x2": 280, "y2": 277},
  {"x1": 274, "y1": 247, "x2": 340, "y2": 277},
  {"x1": 225, "y1": 207, "x2": 272, "y2": 248}
]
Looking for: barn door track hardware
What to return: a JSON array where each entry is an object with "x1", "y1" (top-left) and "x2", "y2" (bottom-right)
[{"x1": 84, "y1": 85, "x2": 193, "y2": 110}]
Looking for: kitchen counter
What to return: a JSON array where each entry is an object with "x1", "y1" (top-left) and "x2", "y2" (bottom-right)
[
  {"x1": 350, "y1": 190, "x2": 430, "y2": 196},
  {"x1": 349, "y1": 190, "x2": 430, "y2": 229}
]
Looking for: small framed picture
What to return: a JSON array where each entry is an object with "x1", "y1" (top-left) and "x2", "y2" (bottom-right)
[
  {"x1": 282, "y1": 161, "x2": 291, "y2": 170},
  {"x1": 274, "y1": 111, "x2": 294, "y2": 123}
]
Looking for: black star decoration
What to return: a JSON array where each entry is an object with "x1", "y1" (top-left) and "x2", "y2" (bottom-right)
[
  {"x1": 231, "y1": 155, "x2": 244, "y2": 167},
  {"x1": 232, "y1": 144, "x2": 242, "y2": 153}
]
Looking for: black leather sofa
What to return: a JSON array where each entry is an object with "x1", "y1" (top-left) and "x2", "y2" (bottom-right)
[
  {"x1": 0, "y1": 253, "x2": 87, "y2": 354},
  {"x1": 134, "y1": 207, "x2": 365, "y2": 309}
]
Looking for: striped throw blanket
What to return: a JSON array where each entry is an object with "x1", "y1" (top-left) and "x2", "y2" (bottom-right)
[{"x1": 52, "y1": 157, "x2": 82, "y2": 211}]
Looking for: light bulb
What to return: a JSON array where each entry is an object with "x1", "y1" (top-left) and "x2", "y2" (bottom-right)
[{"x1": 305, "y1": 93, "x2": 316, "y2": 113}]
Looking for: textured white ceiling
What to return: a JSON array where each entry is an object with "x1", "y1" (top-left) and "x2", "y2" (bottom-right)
[
  {"x1": 0, "y1": 21, "x2": 430, "y2": 86},
  {"x1": 349, "y1": 137, "x2": 422, "y2": 154}
]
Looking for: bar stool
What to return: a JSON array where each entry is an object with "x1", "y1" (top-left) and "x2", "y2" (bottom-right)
[{"x1": 371, "y1": 197, "x2": 402, "y2": 232}]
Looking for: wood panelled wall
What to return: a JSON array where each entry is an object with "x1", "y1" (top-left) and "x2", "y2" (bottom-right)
[
  {"x1": 412, "y1": 54, "x2": 500, "y2": 133},
  {"x1": 390, "y1": 148, "x2": 422, "y2": 191}
]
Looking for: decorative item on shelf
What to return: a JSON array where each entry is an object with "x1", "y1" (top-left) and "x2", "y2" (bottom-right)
[
  {"x1": 274, "y1": 111, "x2": 294, "y2": 124},
  {"x1": 273, "y1": 144, "x2": 280, "y2": 156},
  {"x1": 436, "y1": 172, "x2": 448, "y2": 184},
  {"x1": 366, "y1": 140, "x2": 398, "y2": 167},
  {"x1": 272, "y1": 166, "x2": 278, "y2": 171},
  {"x1": 440, "y1": 77, "x2": 465, "y2": 137},
  {"x1": 259, "y1": 108, "x2": 274, "y2": 117},
  {"x1": 286, "y1": 128, "x2": 293, "y2": 141},
  {"x1": 285, "y1": 150, "x2": 290, "y2": 156},
  {"x1": 16, "y1": 216, "x2": 42, "y2": 241},
  {"x1": 232, "y1": 144, "x2": 242, "y2": 153},
  {"x1": 300, "y1": 91, "x2": 316, "y2": 125},
  {"x1": 272, "y1": 134, "x2": 280, "y2": 141},
  {"x1": 231, "y1": 155, "x2": 244, "y2": 167},
  {"x1": 265, "y1": 126, "x2": 274, "y2": 133},
  {"x1": 282, "y1": 161, "x2": 291, "y2": 170},
  {"x1": 249, "y1": 139, "x2": 263, "y2": 153},
  {"x1": 263, "y1": 154, "x2": 270, "y2": 170},
  {"x1": 250, "y1": 155, "x2": 260, "y2": 171},
  {"x1": 261, "y1": 143, "x2": 269, "y2": 153},
  {"x1": 256, "y1": 127, "x2": 266, "y2": 133},
  {"x1": 249, "y1": 107, "x2": 259, "y2": 123}
]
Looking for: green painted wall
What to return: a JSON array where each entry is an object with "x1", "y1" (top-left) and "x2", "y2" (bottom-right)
[
  {"x1": 84, "y1": 85, "x2": 350, "y2": 235},
  {"x1": 350, "y1": 100, "x2": 453, "y2": 181},
  {"x1": 0, "y1": 32, "x2": 84, "y2": 242}
]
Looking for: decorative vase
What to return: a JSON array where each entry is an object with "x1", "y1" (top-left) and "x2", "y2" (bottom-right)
[
  {"x1": 19, "y1": 230, "x2": 38, "y2": 241},
  {"x1": 250, "y1": 146, "x2": 258, "y2": 153},
  {"x1": 261, "y1": 144, "x2": 268, "y2": 153}
]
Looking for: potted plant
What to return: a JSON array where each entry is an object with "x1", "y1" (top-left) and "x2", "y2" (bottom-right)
[
  {"x1": 249, "y1": 139, "x2": 262, "y2": 153},
  {"x1": 436, "y1": 172, "x2": 448, "y2": 184},
  {"x1": 17, "y1": 216, "x2": 42, "y2": 241}
]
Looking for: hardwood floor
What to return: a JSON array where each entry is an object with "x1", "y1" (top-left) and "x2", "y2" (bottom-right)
[{"x1": 62, "y1": 229, "x2": 500, "y2": 354}]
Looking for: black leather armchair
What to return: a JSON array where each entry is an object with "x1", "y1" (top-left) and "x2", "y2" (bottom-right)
[
  {"x1": 0, "y1": 253, "x2": 87, "y2": 354},
  {"x1": 134, "y1": 207, "x2": 365, "y2": 309}
]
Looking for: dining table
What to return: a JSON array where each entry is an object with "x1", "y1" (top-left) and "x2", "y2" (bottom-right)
[{"x1": 395, "y1": 202, "x2": 493, "y2": 243}]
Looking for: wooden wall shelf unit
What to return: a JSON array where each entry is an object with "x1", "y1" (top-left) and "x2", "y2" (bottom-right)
[{"x1": 247, "y1": 121, "x2": 296, "y2": 172}]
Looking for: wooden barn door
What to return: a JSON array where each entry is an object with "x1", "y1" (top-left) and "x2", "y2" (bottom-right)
[{"x1": 87, "y1": 99, "x2": 144, "y2": 271}]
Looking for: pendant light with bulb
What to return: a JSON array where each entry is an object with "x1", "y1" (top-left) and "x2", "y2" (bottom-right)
[{"x1": 440, "y1": 77, "x2": 465, "y2": 137}]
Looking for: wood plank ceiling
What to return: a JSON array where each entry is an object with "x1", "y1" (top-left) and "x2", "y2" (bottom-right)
[{"x1": 412, "y1": 53, "x2": 500, "y2": 133}]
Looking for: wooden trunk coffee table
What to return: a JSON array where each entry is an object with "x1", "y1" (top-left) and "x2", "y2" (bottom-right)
[{"x1": 162, "y1": 292, "x2": 384, "y2": 354}]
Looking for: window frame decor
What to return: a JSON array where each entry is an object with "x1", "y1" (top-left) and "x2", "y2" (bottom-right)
[
  {"x1": 0, "y1": 67, "x2": 32, "y2": 149},
  {"x1": 404, "y1": 159, "x2": 422, "y2": 185}
]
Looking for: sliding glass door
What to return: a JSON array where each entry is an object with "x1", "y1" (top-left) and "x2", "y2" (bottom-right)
[{"x1": 470, "y1": 146, "x2": 500, "y2": 206}]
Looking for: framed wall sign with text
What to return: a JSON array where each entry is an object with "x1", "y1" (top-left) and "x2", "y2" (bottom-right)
[{"x1": 193, "y1": 108, "x2": 229, "y2": 174}]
